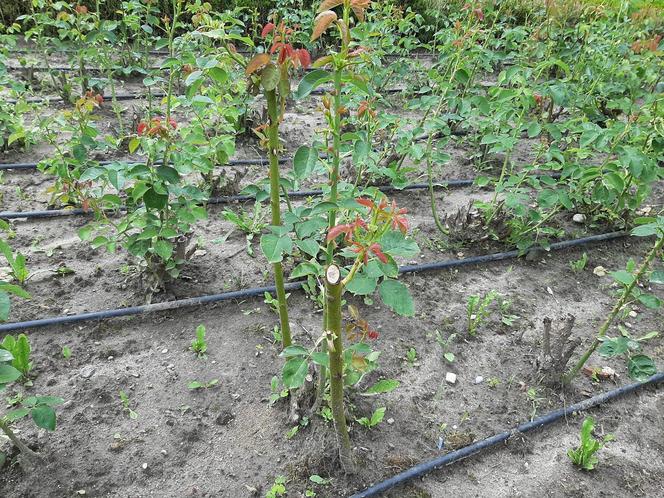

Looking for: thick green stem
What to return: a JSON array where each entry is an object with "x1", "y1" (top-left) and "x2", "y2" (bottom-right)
[
  {"x1": 0, "y1": 419, "x2": 40, "y2": 462},
  {"x1": 325, "y1": 265, "x2": 354, "y2": 473},
  {"x1": 266, "y1": 88, "x2": 292, "y2": 349},
  {"x1": 564, "y1": 235, "x2": 664, "y2": 383},
  {"x1": 317, "y1": 67, "x2": 345, "y2": 404}
]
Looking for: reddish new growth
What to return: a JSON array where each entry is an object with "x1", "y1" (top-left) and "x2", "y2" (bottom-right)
[
  {"x1": 631, "y1": 35, "x2": 662, "y2": 54},
  {"x1": 262, "y1": 21, "x2": 311, "y2": 68},
  {"x1": 74, "y1": 5, "x2": 88, "y2": 15},
  {"x1": 326, "y1": 196, "x2": 409, "y2": 266},
  {"x1": 137, "y1": 117, "x2": 178, "y2": 138},
  {"x1": 84, "y1": 90, "x2": 103, "y2": 106}
]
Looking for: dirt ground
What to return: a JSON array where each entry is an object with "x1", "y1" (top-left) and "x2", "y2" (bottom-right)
[{"x1": 1, "y1": 60, "x2": 663, "y2": 498}]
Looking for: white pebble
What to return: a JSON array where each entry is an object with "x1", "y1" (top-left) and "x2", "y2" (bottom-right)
[
  {"x1": 445, "y1": 372, "x2": 457, "y2": 385},
  {"x1": 475, "y1": 376, "x2": 484, "y2": 384}
]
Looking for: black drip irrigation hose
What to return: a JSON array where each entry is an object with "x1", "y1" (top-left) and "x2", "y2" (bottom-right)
[
  {"x1": 0, "y1": 155, "x2": 286, "y2": 171},
  {"x1": 0, "y1": 172, "x2": 564, "y2": 221},
  {"x1": 8, "y1": 92, "x2": 168, "y2": 105},
  {"x1": 0, "y1": 231, "x2": 625, "y2": 333},
  {"x1": 0, "y1": 178, "x2": 478, "y2": 220},
  {"x1": 7, "y1": 86, "x2": 406, "y2": 105},
  {"x1": 0, "y1": 127, "x2": 472, "y2": 171},
  {"x1": 350, "y1": 371, "x2": 664, "y2": 498}
]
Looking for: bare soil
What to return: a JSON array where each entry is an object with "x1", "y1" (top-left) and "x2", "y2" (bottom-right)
[{"x1": 1, "y1": 61, "x2": 663, "y2": 498}]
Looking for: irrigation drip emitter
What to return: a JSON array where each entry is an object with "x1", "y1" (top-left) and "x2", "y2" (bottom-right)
[
  {"x1": 0, "y1": 231, "x2": 625, "y2": 333},
  {"x1": 350, "y1": 371, "x2": 664, "y2": 498}
]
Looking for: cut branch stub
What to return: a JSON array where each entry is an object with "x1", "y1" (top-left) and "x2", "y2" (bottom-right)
[
  {"x1": 326, "y1": 264, "x2": 341, "y2": 285},
  {"x1": 537, "y1": 314, "x2": 581, "y2": 385}
]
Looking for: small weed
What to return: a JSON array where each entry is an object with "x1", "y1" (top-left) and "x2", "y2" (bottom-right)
[
  {"x1": 119, "y1": 390, "x2": 138, "y2": 419},
  {"x1": 188, "y1": 379, "x2": 219, "y2": 390},
  {"x1": 487, "y1": 377, "x2": 501, "y2": 388},
  {"x1": 570, "y1": 252, "x2": 589, "y2": 272},
  {"x1": 357, "y1": 406, "x2": 386, "y2": 429},
  {"x1": 190, "y1": 324, "x2": 208, "y2": 358},
  {"x1": 266, "y1": 476, "x2": 287, "y2": 498},
  {"x1": 568, "y1": 416, "x2": 614, "y2": 470},
  {"x1": 434, "y1": 330, "x2": 456, "y2": 363},
  {"x1": 405, "y1": 347, "x2": 417, "y2": 365},
  {"x1": 62, "y1": 346, "x2": 72, "y2": 359},
  {"x1": 467, "y1": 290, "x2": 499, "y2": 336}
]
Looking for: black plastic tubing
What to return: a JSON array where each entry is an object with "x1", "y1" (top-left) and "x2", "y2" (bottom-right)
[
  {"x1": 0, "y1": 179, "x2": 476, "y2": 220},
  {"x1": 0, "y1": 231, "x2": 625, "y2": 333},
  {"x1": 7, "y1": 86, "x2": 405, "y2": 105},
  {"x1": 0, "y1": 156, "x2": 286, "y2": 171},
  {"x1": 351, "y1": 371, "x2": 664, "y2": 498}
]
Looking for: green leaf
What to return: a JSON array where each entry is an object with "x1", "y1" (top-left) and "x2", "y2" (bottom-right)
[
  {"x1": 280, "y1": 345, "x2": 308, "y2": 357},
  {"x1": 295, "y1": 70, "x2": 332, "y2": 99},
  {"x1": 0, "y1": 364, "x2": 21, "y2": 384},
  {"x1": 208, "y1": 67, "x2": 228, "y2": 85},
  {"x1": 31, "y1": 404, "x2": 57, "y2": 431},
  {"x1": 527, "y1": 121, "x2": 542, "y2": 138},
  {"x1": 143, "y1": 188, "x2": 168, "y2": 209},
  {"x1": 379, "y1": 231, "x2": 419, "y2": 258},
  {"x1": 0, "y1": 349, "x2": 13, "y2": 362},
  {"x1": 379, "y1": 280, "x2": 414, "y2": 317},
  {"x1": 290, "y1": 262, "x2": 321, "y2": 279},
  {"x1": 361, "y1": 379, "x2": 399, "y2": 396},
  {"x1": 311, "y1": 352, "x2": 329, "y2": 367},
  {"x1": 156, "y1": 166, "x2": 180, "y2": 184},
  {"x1": 610, "y1": 270, "x2": 634, "y2": 286},
  {"x1": 651, "y1": 271, "x2": 664, "y2": 285},
  {"x1": 184, "y1": 70, "x2": 203, "y2": 86},
  {"x1": 631, "y1": 224, "x2": 657, "y2": 237},
  {"x1": 260, "y1": 233, "x2": 293, "y2": 264},
  {"x1": 260, "y1": 63, "x2": 280, "y2": 92},
  {"x1": 370, "y1": 406, "x2": 386, "y2": 426},
  {"x1": 293, "y1": 145, "x2": 318, "y2": 180},
  {"x1": 603, "y1": 172, "x2": 625, "y2": 192},
  {"x1": 128, "y1": 137, "x2": 140, "y2": 154},
  {"x1": 154, "y1": 240, "x2": 173, "y2": 261},
  {"x1": 637, "y1": 293, "x2": 661, "y2": 309},
  {"x1": 345, "y1": 275, "x2": 377, "y2": 296},
  {"x1": 282, "y1": 357, "x2": 308, "y2": 389},
  {"x1": 598, "y1": 337, "x2": 631, "y2": 357},
  {"x1": 0, "y1": 292, "x2": 9, "y2": 322},
  {"x1": 627, "y1": 354, "x2": 657, "y2": 381},
  {"x1": 4, "y1": 407, "x2": 29, "y2": 422},
  {"x1": 295, "y1": 238, "x2": 320, "y2": 258}
]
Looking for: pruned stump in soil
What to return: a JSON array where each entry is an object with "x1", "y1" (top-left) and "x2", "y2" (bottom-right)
[{"x1": 536, "y1": 315, "x2": 581, "y2": 386}]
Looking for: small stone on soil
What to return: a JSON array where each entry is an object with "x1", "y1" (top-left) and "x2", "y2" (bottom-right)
[
  {"x1": 445, "y1": 372, "x2": 457, "y2": 384},
  {"x1": 387, "y1": 418, "x2": 394, "y2": 425},
  {"x1": 79, "y1": 366, "x2": 96, "y2": 379},
  {"x1": 142, "y1": 462, "x2": 148, "y2": 470},
  {"x1": 593, "y1": 266, "x2": 607, "y2": 277},
  {"x1": 572, "y1": 214, "x2": 586, "y2": 223},
  {"x1": 474, "y1": 376, "x2": 484, "y2": 384}
]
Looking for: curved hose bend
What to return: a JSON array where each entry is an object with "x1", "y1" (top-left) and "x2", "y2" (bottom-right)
[{"x1": 351, "y1": 372, "x2": 664, "y2": 498}]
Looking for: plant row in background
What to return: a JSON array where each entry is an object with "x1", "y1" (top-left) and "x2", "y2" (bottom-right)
[{"x1": 0, "y1": 0, "x2": 662, "y2": 478}]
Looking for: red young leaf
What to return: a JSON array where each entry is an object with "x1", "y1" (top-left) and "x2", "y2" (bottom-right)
[
  {"x1": 318, "y1": 0, "x2": 344, "y2": 13},
  {"x1": 326, "y1": 223, "x2": 352, "y2": 242},
  {"x1": 261, "y1": 22, "x2": 275, "y2": 38},
  {"x1": 245, "y1": 54, "x2": 270, "y2": 76},
  {"x1": 312, "y1": 10, "x2": 338, "y2": 41}
]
